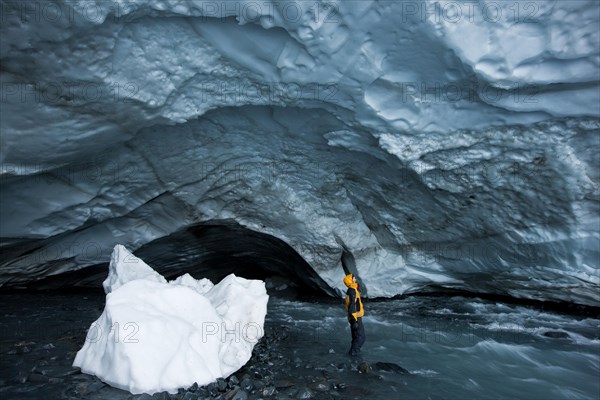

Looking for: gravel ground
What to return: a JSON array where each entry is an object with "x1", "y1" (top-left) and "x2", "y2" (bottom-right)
[{"x1": 0, "y1": 291, "x2": 409, "y2": 400}]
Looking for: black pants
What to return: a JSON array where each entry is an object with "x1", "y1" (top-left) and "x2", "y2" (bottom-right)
[{"x1": 349, "y1": 318, "x2": 366, "y2": 355}]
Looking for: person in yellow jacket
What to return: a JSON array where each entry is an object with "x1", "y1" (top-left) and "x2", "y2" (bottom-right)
[{"x1": 344, "y1": 273, "x2": 365, "y2": 356}]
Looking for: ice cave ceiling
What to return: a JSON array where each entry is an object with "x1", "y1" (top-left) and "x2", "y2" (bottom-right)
[{"x1": 0, "y1": 0, "x2": 598, "y2": 305}]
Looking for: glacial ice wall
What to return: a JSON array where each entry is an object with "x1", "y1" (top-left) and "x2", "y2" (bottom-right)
[{"x1": 1, "y1": 0, "x2": 598, "y2": 305}]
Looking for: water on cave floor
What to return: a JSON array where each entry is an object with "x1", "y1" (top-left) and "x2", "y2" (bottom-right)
[{"x1": 0, "y1": 292, "x2": 598, "y2": 400}]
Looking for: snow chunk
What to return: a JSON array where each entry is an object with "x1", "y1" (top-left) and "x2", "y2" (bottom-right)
[
  {"x1": 74, "y1": 245, "x2": 268, "y2": 395},
  {"x1": 102, "y1": 244, "x2": 166, "y2": 294},
  {"x1": 169, "y1": 272, "x2": 214, "y2": 294}
]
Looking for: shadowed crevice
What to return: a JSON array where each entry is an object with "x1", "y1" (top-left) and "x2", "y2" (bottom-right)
[{"x1": 12, "y1": 220, "x2": 336, "y2": 297}]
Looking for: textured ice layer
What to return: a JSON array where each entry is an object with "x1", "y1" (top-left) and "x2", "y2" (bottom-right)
[
  {"x1": 73, "y1": 245, "x2": 268, "y2": 395},
  {"x1": 1, "y1": 1, "x2": 598, "y2": 305}
]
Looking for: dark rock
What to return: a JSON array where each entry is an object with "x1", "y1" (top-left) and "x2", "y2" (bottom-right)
[
  {"x1": 227, "y1": 384, "x2": 240, "y2": 394},
  {"x1": 217, "y1": 378, "x2": 228, "y2": 392},
  {"x1": 58, "y1": 367, "x2": 80, "y2": 377},
  {"x1": 28, "y1": 373, "x2": 50, "y2": 383},
  {"x1": 254, "y1": 380, "x2": 265, "y2": 392},
  {"x1": 63, "y1": 386, "x2": 81, "y2": 397},
  {"x1": 228, "y1": 375, "x2": 239, "y2": 386},
  {"x1": 240, "y1": 378, "x2": 254, "y2": 391},
  {"x1": 207, "y1": 382, "x2": 219, "y2": 396},
  {"x1": 138, "y1": 395, "x2": 153, "y2": 400},
  {"x1": 63, "y1": 380, "x2": 105, "y2": 396},
  {"x1": 372, "y1": 362, "x2": 410, "y2": 374},
  {"x1": 151, "y1": 392, "x2": 170, "y2": 400},
  {"x1": 543, "y1": 331, "x2": 570, "y2": 339},
  {"x1": 357, "y1": 362, "x2": 371, "y2": 374},
  {"x1": 312, "y1": 383, "x2": 329, "y2": 392},
  {"x1": 241, "y1": 374, "x2": 251, "y2": 381},
  {"x1": 224, "y1": 388, "x2": 237, "y2": 400},
  {"x1": 224, "y1": 388, "x2": 248, "y2": 400},
  {"x1": 274, "y1": 379, "x2": 294, "y2": 389},
  {"x1": 296, "y1": 387, "x2": 314, "y2": 399},
  {"x1": 87, "y1": 381, "x2": 107, "y2": 393},
  {"x1": 337, "y1": 385, "x2": 370, "y2": 396},
  {"x1": 33, "y1": 360, "x2": 50, "y2": 370},
  {"x1": 262, "y1": 385, "x2": 276, "y2": 396},
  {"x1": 263, "y1": 375, "x2": 274, "y2": 386},
  {"x1": 189, "y1": 382, "x2": 199, "y2": 392},
  {"x1": 182, "y1": 392, "x2": 199, "y2": 400}
]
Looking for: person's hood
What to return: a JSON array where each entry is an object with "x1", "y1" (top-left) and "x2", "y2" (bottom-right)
[{"x1": 343, "y1": 274, "x2": 357, "y2": 289}]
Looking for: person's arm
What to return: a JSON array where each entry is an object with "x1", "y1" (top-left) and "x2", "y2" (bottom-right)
[{"x1": 347, "y1": 288, "x2": 357, "y2": 321}]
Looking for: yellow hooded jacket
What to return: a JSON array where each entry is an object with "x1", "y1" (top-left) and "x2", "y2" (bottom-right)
[{"x1": 344, "y1": 274, "x2": 364, "y2": 321}]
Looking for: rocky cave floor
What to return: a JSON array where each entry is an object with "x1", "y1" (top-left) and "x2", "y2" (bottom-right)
[{"x1": 0, "y1": 291, "x2": 406, "y2": 400}]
